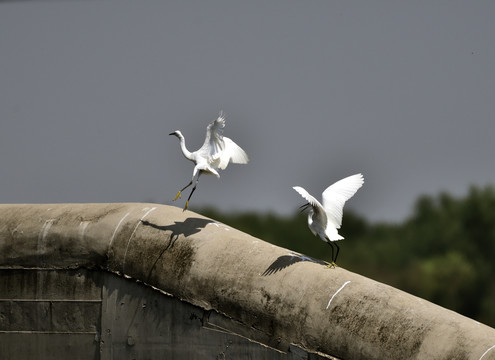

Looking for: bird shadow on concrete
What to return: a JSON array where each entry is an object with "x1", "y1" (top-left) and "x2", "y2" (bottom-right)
[
  {"x1": 140, "y1": 217, "x2": 213, "y2": 280},
  {"x1": 141, "y1": 217, "x2": 213, "y2": 246},
  {"x1": 262, "y1": 252, "x2": 328, "y2": 276}
]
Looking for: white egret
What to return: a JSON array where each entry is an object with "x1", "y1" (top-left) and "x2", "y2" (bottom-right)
[
  {"x1": 169, "y1": 111, "x2": 249, "y2": 211},
  {"x1": 293, "y1": 173, "x2": 364, "y2": 267}
]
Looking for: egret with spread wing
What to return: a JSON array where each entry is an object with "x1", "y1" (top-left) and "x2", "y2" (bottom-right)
[
  {"x1": 169, "y1": 111, "x2": 249, "y2": 211},
  {"x1": 293, "y1": 173, "x2": 364, "y2": 267}
]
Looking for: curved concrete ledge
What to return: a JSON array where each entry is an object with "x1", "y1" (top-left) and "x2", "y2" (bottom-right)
[{"x1": 1, "y1": 203, "x2": 494, "y2": 359}]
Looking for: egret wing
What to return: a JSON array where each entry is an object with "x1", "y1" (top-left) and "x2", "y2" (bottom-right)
[
  {"x1": 293, "y1": 186, "x2": 320, "y2": 207},
  {"x1": 321, "y1": 173, "x2": 364, "y2": 229},
  {"x1": 217, "y1": 137, "x2": 249, "y2": 169},
  {"x1": 199, "y1": 112, "x2": 226, "y2": 160},
  {"x1": 293, "y1": 186, "x2": 327, "y2": 229}
]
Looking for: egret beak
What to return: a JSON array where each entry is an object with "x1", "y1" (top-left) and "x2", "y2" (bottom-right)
[
  {"x1": 299, "y1": 203, "x2": 310, "y2": 212},
  {"x1": 169, "y1": 132, "x2": 176, "y2": 136}
]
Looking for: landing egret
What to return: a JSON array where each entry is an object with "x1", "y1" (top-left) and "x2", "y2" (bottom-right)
[
  {"x1": 293, "y1": 173, "x2": 364, "y2": 267},
  {"x1": 169, "y1": 111, "x2": 249, "y2": 211}
]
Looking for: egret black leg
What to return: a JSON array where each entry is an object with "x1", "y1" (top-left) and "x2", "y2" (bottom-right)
[
  {"x1": 180, "y1": 181, "x2": 193, "y2": 192},
  {"x1": 183, "y1": 172, "x2": 201, "y2": 211},
  {"x1": 184, "y1": 184, "x2": 197, "y2": 211},
  {"x1": 327, "y1": 242, "x2": 335, "y2": 266},
  {"x1": 173, "y1": 180, "x2": 193, "y2": 201},
  {"x1": 334, "y1": 242, "x2": 340, "y2": 264}
]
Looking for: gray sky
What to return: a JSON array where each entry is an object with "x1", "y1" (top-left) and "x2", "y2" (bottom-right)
[{"x1": 1, "y1": 1, "x2": 494, "y2": 223}]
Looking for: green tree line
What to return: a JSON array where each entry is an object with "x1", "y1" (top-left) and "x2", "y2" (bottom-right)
[{"x1": 198, "y1": 185, "x2": 495, "y2": 327}]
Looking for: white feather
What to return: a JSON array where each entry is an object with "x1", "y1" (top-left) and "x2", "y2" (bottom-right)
[
  {"x1": 170, "y1": 111, "x2": 249, "y2": 210},
  {"x1": 218, "y1": 137, "x2": 249, "y2": 170},
  {"x1": 293, "y1": 173, "x2": 364, "y2": 242},
  {"x1": 322, "y1": 173, "x2": 364, "y2": 229}
]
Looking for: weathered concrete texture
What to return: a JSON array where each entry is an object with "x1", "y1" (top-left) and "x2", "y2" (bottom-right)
[
  {"x1": 1, "y1": 203, "x2": 495, "y2": 360},
  {"x1": 1, "y1": 269, "x2": 325, "y2": 360},
  {"x1": 0, "y1": 269, "x2": 101, "y2": 360}
]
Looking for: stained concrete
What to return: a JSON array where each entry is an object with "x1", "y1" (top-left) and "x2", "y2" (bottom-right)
[
  {"x1": 0, "y1": 203, "x2": 494, "y2": 359},
  {"x1": 1, "y1": 268, "x2": 326, "y2": 359}
]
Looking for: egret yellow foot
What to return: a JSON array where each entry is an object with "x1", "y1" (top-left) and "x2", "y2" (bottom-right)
[
  {"x1": 325, "y1": 262, "x2": 337, "y2": 269},
  {"x1": 173, "y1": 191, "x2": 182, "y2": 201},
  {"x1": 183, "y1": 200, "x2": 189, "y2": 212}
]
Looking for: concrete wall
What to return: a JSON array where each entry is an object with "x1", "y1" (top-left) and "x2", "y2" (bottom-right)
[
  {"x1": 0, "y1": 268, "x2": 325, "y2": 360},
  {"x1": 1, "y1": 203, "x2": 495, "y2": 360}
]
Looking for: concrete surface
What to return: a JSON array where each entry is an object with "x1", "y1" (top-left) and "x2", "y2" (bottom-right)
[
  {"x1": 0, "y1": 203, "x2": 494, "y2": 359},
  {"x1": 1, "y1": 268, "x2": 326, "y2": 360}
]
